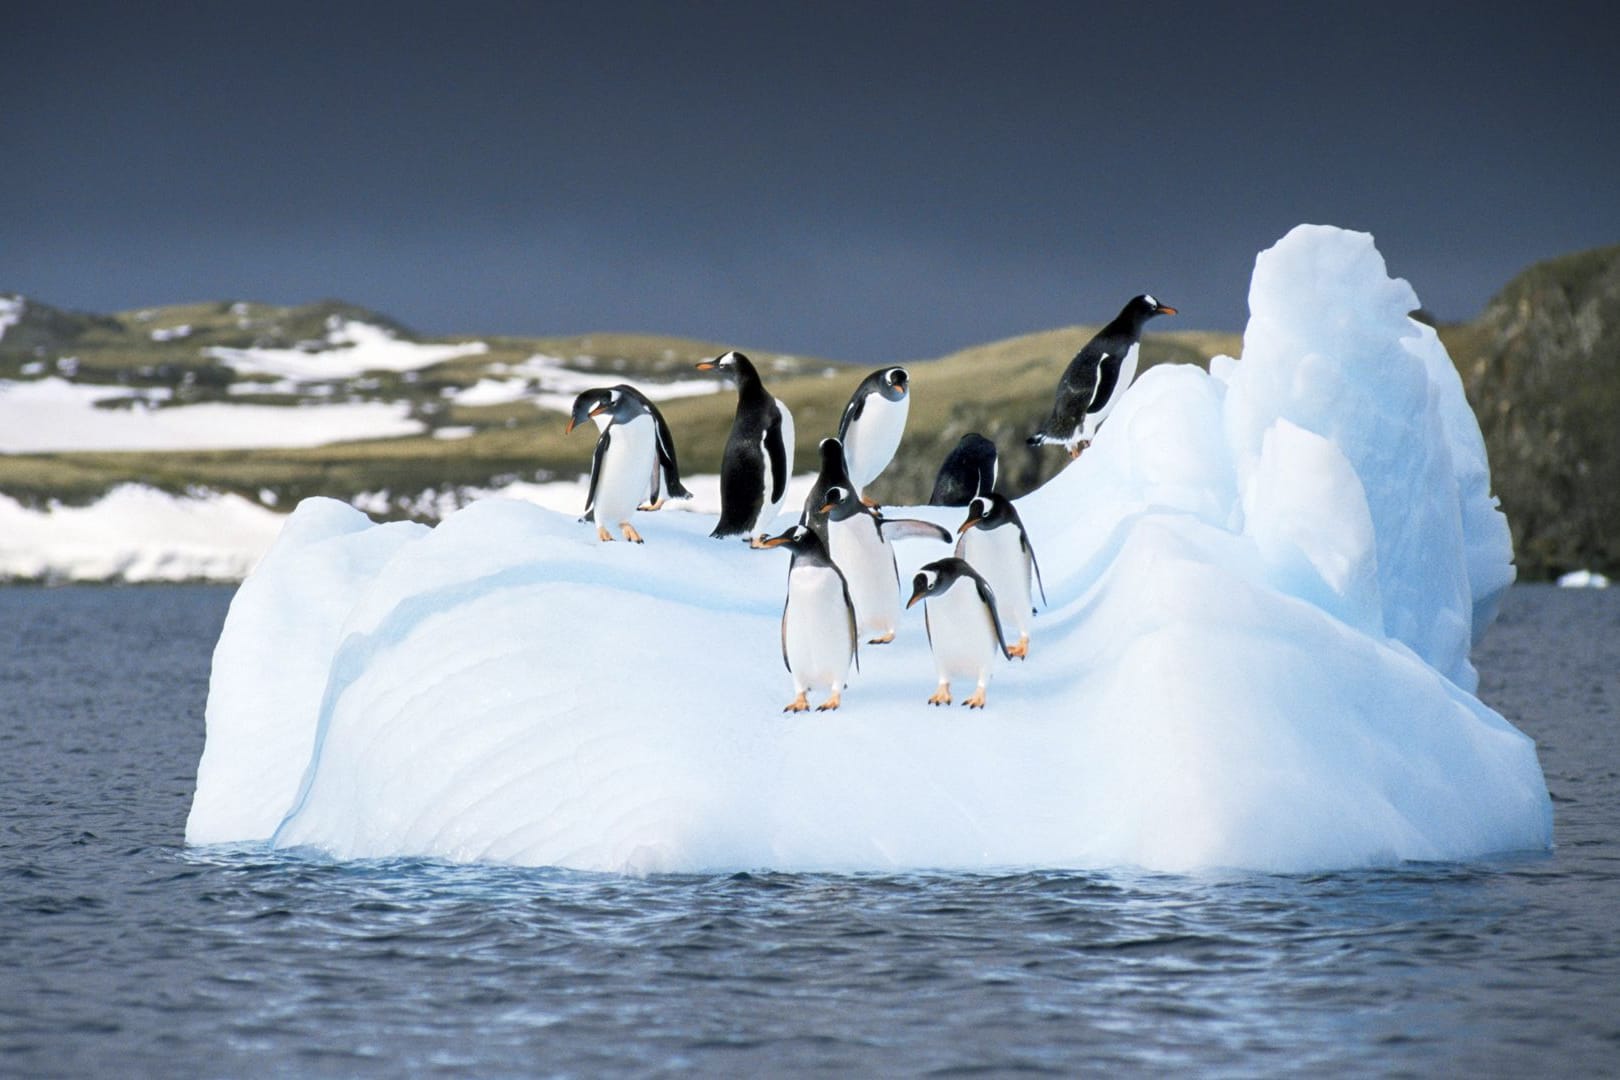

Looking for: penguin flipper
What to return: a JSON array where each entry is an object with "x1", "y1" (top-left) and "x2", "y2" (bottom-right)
[
  {"x1": 1086, "y1": 351, "x2": 1119, "y2": 415},
  {"x1": 879, "y1": 518, "x2": 953, "y2": 545},
  {"x1": 651, "y1": 403, "x2": 693, "y2": 500},
  {"x1": 583, "y1": 427, "x2": 610, "y2": 519},
  {"x1": 974, "y1": 575, "x2": 1013, "y2": 659},
  {"x1": 1025, "y1": 531, "x2": 1048, "y2": 609},
  {"x1": 837, "y1": 391, "x2": 866, "y2": 442},
  {"x1": 780, "y1": 595, "x2": 791, "y2": 673},
  {"x1": 764, "y1": 406, "x2": 790, "y2": 505}
]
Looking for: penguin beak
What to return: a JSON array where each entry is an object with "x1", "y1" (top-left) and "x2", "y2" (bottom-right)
[
  {"x1": 957, "y1": 516, "x2": 981, "y2": 535},
  {"x1": 565, "y1": 417, "x2": 577, "y2": 434},
  {"x1": 1157, "y1": 304, "x2": 1178, "y2": 316},
  {"x1": 819, "y1": 501, "x2": 837, "y2": 515},
  {"x1": 589, "y1": 404, "x2": 607, "y2": 418},
  {"x1": 758, "y1": 533, "x2": 792, "y2": 549},
  {"x1": 694, "y1": 361, "x2": 717, "y2": 371},
  {"x1": 892, "y1": 377, "x2": 907, "y2": 394},
  {"x1": 906, "y1": 584, "x2": 927, "y2": 609}
]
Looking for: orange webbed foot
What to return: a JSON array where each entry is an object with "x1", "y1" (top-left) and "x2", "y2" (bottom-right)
[
  {"x1": 783, "y1": 693, "x2": 810, "y2": 713},
  {"x1": 596, "y1": 525, "x2": 614, "y2": 543},
  {"x1": 962, "y1": 688, "x2": 987, "y2": 709},
  {"x1": 620, "y1": 522, "x2": 645, "y2": 544},
  {"x1": 927, "y1": 685, "x2": 951, "y2": 706},
  {"x1": 816, "y1": 691, "x2": 841, "y2": 712}
]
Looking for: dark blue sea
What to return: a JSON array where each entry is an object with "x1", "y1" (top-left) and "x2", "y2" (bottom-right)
[{"x1": 2, "y1": 584, "x2": 1617, "y2": 1077}]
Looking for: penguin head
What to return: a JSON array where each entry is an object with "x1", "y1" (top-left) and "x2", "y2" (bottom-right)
[
  {"x1": 818, "y1": 436, "x2": 845, "y2": 468},
  {"x1": 1127, "y1": 294, "x2": 1178, "y2": 322},
  {"x1": 906, "y1": 565, "x2": 945, "y2": 608},
  {"x1": 566, "y1": 387, "x2": 613, "y2": 433},
  {"x1": 760, "y1": 523, "x2": 811, "y2": 550},
  {"x1": 957, "y1": 492, "x2": 1011, "y2": 534},
  {"x1": 882, "y1": 367, "x2": 909, "y2": 400},
  {"x1": 695, "y1": 350, "x2": 753, "y2": 376},
  {"x1": 818, "y1": 484, "x2": 857, "y2": 519}
]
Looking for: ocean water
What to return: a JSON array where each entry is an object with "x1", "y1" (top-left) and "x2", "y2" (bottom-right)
[{"x1": 2, "y1": 584, "x2": 1617, "y2": 1076}]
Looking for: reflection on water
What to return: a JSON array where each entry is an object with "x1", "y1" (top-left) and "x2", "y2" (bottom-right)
[{"x1": 2, "y1": 584, "x2": 1617, "y2": 1075}]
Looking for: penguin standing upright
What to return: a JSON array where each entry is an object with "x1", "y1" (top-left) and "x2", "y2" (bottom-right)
[
  {"x1": 956, "y1": 493, "x2": 1045, "y2": 659},
  {"x1": 565, "y1": 387, "x2": 658, "y2": 543},
  {"x1": 929, "y1": 433, "x2": 998, "y2": 506},
  {"x1": 819, "y1": 484, "x2": 952, "y2": 645},
  {"x1": 802, "y1": 436, "x2": 856, "y2": 541},
  {"x1": 907, "y1": 557, "x2": 1012, "y2": 708},
  {"x1": 760, "y1": 524, "x2": 858, "y2": 712},
  {"x1": 1028, "y1": 294, "x2": 1176, "y2": 457},
  {"x1": 697, "y1": 351, "x2": 796, "y2": 545},
  {"x1": 838, "y1": 367, "x2": 909, "y2": 503},
  {"x1": 567, "y1": 385, "x2": 692, "y2": 514}
]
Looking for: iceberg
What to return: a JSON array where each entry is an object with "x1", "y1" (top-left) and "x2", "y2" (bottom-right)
[{"x1": 186, "y1": 225, "x2": 1552, "y2": 874}]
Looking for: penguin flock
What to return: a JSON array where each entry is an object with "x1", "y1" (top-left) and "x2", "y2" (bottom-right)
[{"x1": 564, "y1": 295, "x2": 1175, "y2": 710}]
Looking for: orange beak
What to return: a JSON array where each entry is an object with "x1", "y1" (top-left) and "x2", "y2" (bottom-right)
[
  {"x1": 1158, "y1": 305, "x2": 1178, "y2": 316},
  {"x1": 695, "y1": 361, "x2": 717, "y2": 371},
  {"x1": 906, "y1": 588, "x2": 926, "y2": 609},
  {"x1": 565, "y1": 417, "x2": 576, "y2": 434},
  {"x1": 818, "y1": 501, "x2": 837, "y2": 515},
  {"x1": 759, "y1": 534, "x2": 792, "y2": 549},
  {"x1": 957, "y1": 516, "x2": 981, "y2": 535}
]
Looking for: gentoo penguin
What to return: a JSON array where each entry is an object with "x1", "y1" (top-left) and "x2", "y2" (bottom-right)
[
  {"x1": 1028, "y1": 294, "x2": 1176, "y2": 457},
  {"x1": 929, "y1": 433, "x2": 998, "y2": 506},
  {"x1": 802, "y1": 436, "x2": 856, "y2": 541},
  {"x1": 696, "y1": 351, "x2": 797, "y2": 545},
  {"x1": 760, "y1": 524, "x2": 858, "y2": 712},
  {"x1": 906, "y1": 557, "x2": 1012, "y2": 708},
  {"x1": 819, "y1": 484, "x2": 952, "y2": 645},
  {"x1": 567, "y1": 385, "x2": 692, "y2": 514},
  {"x1": 565, "y1": 387, "x2": 658, "y2": 543},
  {"x1": 956, "y1": 493, "x2": 1045, "y2": 659},
  {"x1": 837, "y1": 367, "x2": 910, "y2": 502}
]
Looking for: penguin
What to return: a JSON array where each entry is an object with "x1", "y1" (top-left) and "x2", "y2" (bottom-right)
[
  {"x1": 565, "y1": 387, "x2": 658, "y2": 543},
  {"x1": 819, "y1": 484, "x2": 952, "y2": 645},
  {"x1": 696, "y1": 351, "x2": 797, "y2": 545},
  {"x1": 567, "y1": 385, "x2": 693, "y2": 515},
  {"x1": 955, "y1": 493, "x2": 1046, "y2": 659},
  {"x1": 801, "y1": 436, "x2": 856, "y2": 542},
  {"x1": 906, "y1": 557, "x2": 1012, "y2": 708},
  {"x1": 1028, "y1": 294, "x2": 1177, "y2": 457},
  {"x1": 837, "y1": 366, "x2": 910, "y2": 502},
  {"x1": 760, "y1": 523, "x2": 858, "y2": 712},
  {"x1": 929, "y1": 433, "x2": 998, "y2": 506}
]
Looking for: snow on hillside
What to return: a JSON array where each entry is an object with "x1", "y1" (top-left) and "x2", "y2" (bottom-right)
[
  {"x1": 0, "y1": 376, "x2": 423, "y2": 452},
  {"x1": 0, "y1": 486, "x2": 285, "y2": 582},
  {"x1": 449, "y1": 353, "x2": 721, "y2": 412},
  {"x1": 187, "y1": 226, "x2": 1551, "y2": 876},
  {"x1": 205, "y1": 318, "x2": 487, "y2": 379},
  {"x1": 0, "y1": 295, "x2": 21, "y2": 342}
]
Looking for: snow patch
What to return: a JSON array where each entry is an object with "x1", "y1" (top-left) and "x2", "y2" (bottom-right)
[
  {"x1": 205, "y1": 320, "x2": 487, "y2": 380},
  {"x1": 1557, "y1": 569, "x2": 1610, "y2": 589}
]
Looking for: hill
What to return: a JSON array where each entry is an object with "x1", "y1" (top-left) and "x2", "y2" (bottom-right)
[{"x1": 4, "y1": 242, "x2": 1619, "y2": 580}]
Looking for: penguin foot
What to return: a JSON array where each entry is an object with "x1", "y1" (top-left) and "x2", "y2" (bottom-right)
[
  {"x1": 638, "y1": 499, "x2": 665, "y2": 512},
  {"x1": 1007, "y1": 637, "x2": 1029, "y2": 660},
  {"x1": 928, "y1": 685, "x2": 952, "y2": 706},
  {"x1": 620, "y1": 522, "x2": 645, "y2": 544},
  {"x1": 783, "y1": 693, "x2": 810, "y2": 713},
  {"x1": 816, "y1": 691, "x2": 841, "y2": 712},
  {"x1": 860, "y1": 495, "x2": 881, "y2": 508},
  {"x1": 749, "y1": 536, "x2": 768, "y2": 550},
  {"x1": 962, "y1": 688, "x2": 988, "y2": 709},
  {"x1": 1068, "y1": 440, "x2": 1091, "y2": 460},
  {"x1": 868, "y1": 631, "x2": 895, "y2": 645},
  {"x1": 595, "y1": 525, "x2": 614, "y2": 543}
]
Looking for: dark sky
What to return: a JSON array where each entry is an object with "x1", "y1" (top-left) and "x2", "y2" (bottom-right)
[{"x1": 3, "y1": 1, "x2": 1616, "y2": 360}]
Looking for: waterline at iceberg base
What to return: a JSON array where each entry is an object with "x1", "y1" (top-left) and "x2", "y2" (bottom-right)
[{"x1": 186, "y1": 225, "x2": 1553, "y2": 875}]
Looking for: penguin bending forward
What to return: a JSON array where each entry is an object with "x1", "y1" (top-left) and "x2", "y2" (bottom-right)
[
  {"x1": 567, "y1": 385, "x2": 692, "y2": 517},
  {"x1": 956, "y1": 493, "x2": 1046, "y2": 659},
  {"x1": 819, "y1": 484, "x2": 952, "y2": 645},
  {"x1": 565, "y1": 387, "x2": 663, "y2": 542},
  {"x1": 802, "y1": 436, "x2": 856, "y2": 542},
  {"x1": 907, "y1": 557, "x2": 1012, "y2": 708},
  {"x1": 928, "y1": 433, "x2": 998, "y2": 506},
  {"x1": 697, "y1": 351, "x2": 796, "y2": 545},
  {"x1": 837, "y1": 367, "x2": 910, "y2": 503},
  {"x1": 760, "y1": 524, "x2": 858, "y2": 712},
  {"x1": 1028, "y1": 294, "x2": 1176, "y2": 457}
]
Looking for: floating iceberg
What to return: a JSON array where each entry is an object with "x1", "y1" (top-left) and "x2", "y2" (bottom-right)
[{"x1": 186, "y1": 226, "x2": 1552, "y2": 874}]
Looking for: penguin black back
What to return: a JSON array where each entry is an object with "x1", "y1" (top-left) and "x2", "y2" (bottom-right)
[
  {"x1": 929, "y1": 433, "x2": 998, "y2": 506},
  {"x1": 698, "y1": 351, "x2": 790, "y2": 539}
]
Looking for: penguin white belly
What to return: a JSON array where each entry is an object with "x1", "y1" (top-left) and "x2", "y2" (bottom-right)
[
  {"x1": 828, "y1": 515, "x2": 899, "y2": 640},
  {"x1": 957, "y1": 528, "x2": 1032, "y2": 641},
  {"x1": 845, "y1": 394, "x2": 909, "y2": 492},
  {"x1": 1084, "y1": 341, "x2": 1139, "y2": 441},
  {"x1": 751, "y1": 399, "x2": 796, "y2": 537},
  {"x1": 784, "y1": 565, "x2": 853, "y2": 694},
  {"x1": 594, "y1": 415, "x2": 656, "y2": 526},
  {"x1": 926, "y1": 582, "x2": 1000, "y2": 684}
]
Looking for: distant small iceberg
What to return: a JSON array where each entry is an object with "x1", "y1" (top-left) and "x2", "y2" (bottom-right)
[{"x1": 1557, "y1": 569, "x2": 1611, "y2": 589}]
